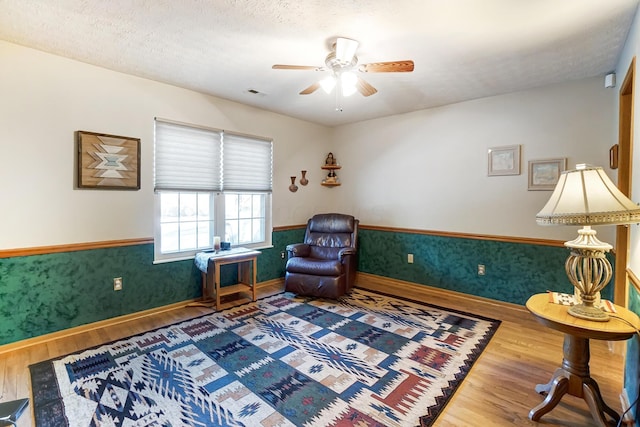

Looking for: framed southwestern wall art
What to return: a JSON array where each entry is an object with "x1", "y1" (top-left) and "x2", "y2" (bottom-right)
[
  {"x1": 488, "y1": 145, "x2": 521, "y2": 176},
  {"x1": 77, "y1": 131, "x2": 141, "y2": 190},
  {"x1": 528, "y1": 158, "x2": 567, "y2": 191}
]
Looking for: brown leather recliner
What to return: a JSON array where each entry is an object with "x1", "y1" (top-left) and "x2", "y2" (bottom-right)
[{"x1": 285, "y1": 213, "x2": 359, "y2": 298}]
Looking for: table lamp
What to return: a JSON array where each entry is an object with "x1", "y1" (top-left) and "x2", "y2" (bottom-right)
[{"x1": 536, "y1": 164, "x2": 640, "y2": 321}]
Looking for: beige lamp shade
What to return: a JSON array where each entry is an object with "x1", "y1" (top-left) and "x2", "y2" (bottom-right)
[
  {"x1": 536, "y1": 164, "x2": 640, "y2": 226},
  {"x1": 535, "y1": 164, "x2": 640, "y2": 322}
]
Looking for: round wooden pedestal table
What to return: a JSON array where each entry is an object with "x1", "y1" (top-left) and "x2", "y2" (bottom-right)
[{"x1": 526, "y1": 293, "x2": 640, "y2": 427}]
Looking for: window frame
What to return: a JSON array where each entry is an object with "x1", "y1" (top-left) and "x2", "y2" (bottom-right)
[
  {"x1": 153, "y1": 119, "x2": 273, "y2": 263},
  {"x1": 222, "y1": 191, "x2": 272, "y2": 249},
  {"x1": 153, "y1": 191, "x2": 272, "y2": 263}
]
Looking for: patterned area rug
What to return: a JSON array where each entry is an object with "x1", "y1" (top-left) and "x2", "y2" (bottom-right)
[{"x1": 29, "y1": 289, "x2": 500, "y2": 426}]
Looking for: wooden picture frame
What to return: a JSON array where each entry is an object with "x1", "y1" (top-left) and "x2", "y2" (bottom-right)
[
  {"x1": 77, "y1": 131, "x2": 141, "y2": 190},
  {"x1": 528, "y1": 158, "x2": 567, "y2": 191},
  {"x1": 488, "y1": 145, "x2": 521, "y2": 176}
]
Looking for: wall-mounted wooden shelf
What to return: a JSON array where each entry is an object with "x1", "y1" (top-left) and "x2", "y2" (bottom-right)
[{"x1": 322, "y1": 153, "x2": 341, "y2": 187}]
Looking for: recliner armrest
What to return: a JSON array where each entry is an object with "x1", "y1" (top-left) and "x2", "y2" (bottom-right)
[
  {"x1": 287, "y1": 243, "x2": 311, "y2": 258},
  {"x1": 338, "y1": 247, "x2": 356, "y2": 259}
]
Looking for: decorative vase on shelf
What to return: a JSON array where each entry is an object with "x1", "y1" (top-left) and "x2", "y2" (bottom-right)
[
  {"x1": 289, "y1": 176, "x2": 298, "y2": 192},
  {"x1": 300, "y1": 170, "x2": 308, "y2": 186}
]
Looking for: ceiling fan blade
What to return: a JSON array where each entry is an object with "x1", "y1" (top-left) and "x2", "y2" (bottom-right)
[
  {"x1": 335, "y1": 37, "x2": 359, "y2": 63},
  {"x1": 299, "y1": 82, "x2": 321, "y2": 95},
  {"x1": 359, "y1": 60, "x2": 415, "y2": 73},
  {"x1": 272, "y1": 64, "x2": 322, "y2": 71},
  {"x1": 356, "y1": 77, "x2": 378, "y2": 97}
]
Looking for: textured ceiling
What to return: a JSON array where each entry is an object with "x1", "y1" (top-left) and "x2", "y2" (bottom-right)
[{"x1": 0, "y1": 0, "x2": 638, "y2": 127}]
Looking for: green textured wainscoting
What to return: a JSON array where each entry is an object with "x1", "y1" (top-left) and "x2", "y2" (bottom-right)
[
  {"x1": 0, "y1": 226, "x2": 614, "y2": 347},
  {"x1": 625, "y1": 285, "x2": 640, "y2": 425},
  {"x1": 0, "y1": 244, "x2": 199, "y2": 346},
  {"x1": 357, "y1": 228, "x2": 614, "y2": 305},
  {"x1": 0, "y1": 227, "x2": 305, "y2": 347},
  {"x1": 258, "y1": 227, "x2": 305, "y2": 281}
]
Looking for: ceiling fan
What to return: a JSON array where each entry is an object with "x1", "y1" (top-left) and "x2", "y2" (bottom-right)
[{"x1": 272, "y1": 37, "x2": 414, "y2": 97}]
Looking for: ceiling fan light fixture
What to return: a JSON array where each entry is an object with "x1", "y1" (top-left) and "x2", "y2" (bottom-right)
[
  {"x1": 320, "y1": 75, "x2": 336, "y2": 94},
  {"x1": 272, "y1": 36, "x2": 413, "y2": 101},
  {"x1": 340, "y1": 72, "x2": 358, "y2": 96},
  {"x1": 335, "y1": 37, "x2": 359, "y2": 64}
]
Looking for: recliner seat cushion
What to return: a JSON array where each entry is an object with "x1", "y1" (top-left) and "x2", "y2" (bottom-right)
[
  {"x1": 286, "y1": 257, "x2": 342, "y2": 276},
  {"x1": 284, "y1": 272, "x2": 346, "y2": 299}
]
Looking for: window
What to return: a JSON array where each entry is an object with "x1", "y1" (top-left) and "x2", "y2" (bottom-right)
[{"x1": 154, "y1": 119, "x2": 272, "y2": 262}]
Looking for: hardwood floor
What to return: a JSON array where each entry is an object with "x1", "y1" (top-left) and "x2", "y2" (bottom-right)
[{"x1": 0, "y1": 279, "x2": 632, "y2": 427}]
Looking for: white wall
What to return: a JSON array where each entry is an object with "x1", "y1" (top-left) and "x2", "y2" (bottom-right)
[
  {"x1": 0, "y1": 40, "x2": 620, "y2": 250},
  {"x1": 0, "y1": 41, "x2": 331, "y2": 249},
  {"x1": 331, "y1": 77, "x2": 617, "y2": 242}
]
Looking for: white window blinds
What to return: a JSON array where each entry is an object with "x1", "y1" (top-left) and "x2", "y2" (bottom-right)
[
  {"x1": 154, "y1": 119, "x2": 273, "y2": 192},
  {"x1": 223, "y1": 132, "x2": 273, "y2": 192},
  {"x1": 155, "y1": 120, "x2": 222, "y2": 191}
]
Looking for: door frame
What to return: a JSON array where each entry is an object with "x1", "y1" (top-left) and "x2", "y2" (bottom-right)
[{"x1": 614, "y1": 57, "x2": 635, "y2": 307}]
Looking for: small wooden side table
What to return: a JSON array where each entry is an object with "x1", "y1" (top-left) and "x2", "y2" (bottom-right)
[
  {"x1": 192, "y1": 248, "x2": 260, "y2": 309},
  {"x1": 526, "y1": 293, "x2": 640, "y2": 427}
]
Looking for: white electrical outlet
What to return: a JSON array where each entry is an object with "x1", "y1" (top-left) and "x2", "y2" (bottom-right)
[
  {"x1": 478, "y1": 264, "x2": 486, "y2": 275},
  {"x1": 408, "y1": 254, "x2": 414, "y2": 264},
  {"x1": 113, "y1": 277, "x2": 123, "y2": 291}
]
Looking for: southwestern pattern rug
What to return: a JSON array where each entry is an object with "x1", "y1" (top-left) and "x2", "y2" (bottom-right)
[{"x1": 29, "y1": 289, "x2": 500, "y2": 426}]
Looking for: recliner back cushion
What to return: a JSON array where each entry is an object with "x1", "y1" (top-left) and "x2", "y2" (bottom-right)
[
  {"x1": 305, "y1": 232, "x2": 353, "y2": 248},
  {"x1": 303, "y1": 213, "x2": 357, "y2": 259},
  {"x1": 308, "y1": 214, "x2": 355, "y2": 234}
]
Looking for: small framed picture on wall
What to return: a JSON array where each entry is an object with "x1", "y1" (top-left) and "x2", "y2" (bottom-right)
[
  {"x1": 528, "y1": 158, "x2": 567, "y2": 191},
  {"x1": 488, "y1": 145, "x2": 521, "y2": 176}
]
